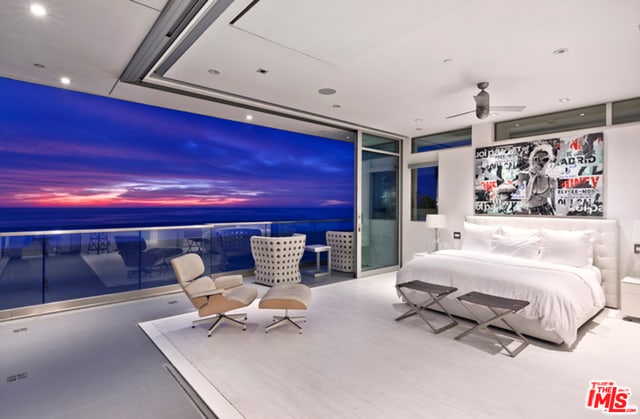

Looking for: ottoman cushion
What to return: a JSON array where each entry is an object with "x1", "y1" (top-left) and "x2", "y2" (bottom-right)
[{"x1": 259, "y1": 283, "x2": 311, "y2": 310}]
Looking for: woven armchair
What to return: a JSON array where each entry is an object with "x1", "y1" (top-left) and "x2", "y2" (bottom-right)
[
  {"x1": 250, "y1": 235, "x2": 306, "y2": 286},
  {"x1": 326, "y1": 231, "x2": 354, "y2": 272}
]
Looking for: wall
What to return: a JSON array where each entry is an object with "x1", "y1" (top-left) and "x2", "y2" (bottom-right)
[
  {"x1": 403, "y1": 121, "x2": 640, "y2": 287},
  {"x1": 602, "y1": 123, "x2": 640, "y2": 276}
]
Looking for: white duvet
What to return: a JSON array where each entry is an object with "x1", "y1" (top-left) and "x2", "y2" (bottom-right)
[{"x1": 396, "y1": 249, "x2": 606, "y2": 345}]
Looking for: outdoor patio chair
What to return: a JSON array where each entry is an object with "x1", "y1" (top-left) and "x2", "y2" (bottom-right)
[
  {"x1": 114, "y1": 235, "x2": 182, "y2": 278},
  {"x1": 250, "y1": 234, "x2": 306, "y2": 286}
]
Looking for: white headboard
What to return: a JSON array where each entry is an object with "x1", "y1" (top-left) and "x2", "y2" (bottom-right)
[{"x1": 466, "y1": 216, "x2": 619, "y2": 308}]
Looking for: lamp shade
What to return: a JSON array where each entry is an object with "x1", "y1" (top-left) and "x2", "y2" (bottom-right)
[
  {"x1": 633, "y1": 220, "x2": 640, "y2": 243},
  {"x1": 425, "y1": 214, "x2": 447, "y2": 229}
]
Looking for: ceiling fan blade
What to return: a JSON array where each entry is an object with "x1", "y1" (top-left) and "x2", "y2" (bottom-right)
[
  {"x1": 489, "y1": 105, "x2": 526, "y2": 112},
  {"x1": 445, "y1": 110, "x2": 475, "y2": 119}
]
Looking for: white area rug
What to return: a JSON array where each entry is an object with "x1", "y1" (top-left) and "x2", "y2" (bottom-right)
[{"x1": 140, "y1": 273, "x2": 640, "y2": 419}]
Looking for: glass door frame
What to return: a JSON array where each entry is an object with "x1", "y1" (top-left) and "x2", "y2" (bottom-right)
[{"x1": 355, "y1": 131, "x2": 402, "y2": 278}]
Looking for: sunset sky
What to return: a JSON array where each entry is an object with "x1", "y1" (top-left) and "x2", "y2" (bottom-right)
[{"x1": 0, "y1": 77, "x2": 354, "y2": 208}]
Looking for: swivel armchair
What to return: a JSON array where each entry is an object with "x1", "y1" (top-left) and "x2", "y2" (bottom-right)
[{"x1": 171, "y1": 253, "x2": 258, "y2": 337}]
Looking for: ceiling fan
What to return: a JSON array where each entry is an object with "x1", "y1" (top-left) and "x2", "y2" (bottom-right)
[{"x1": 446, "y1": 82, "x2": 526, "y2": 119}]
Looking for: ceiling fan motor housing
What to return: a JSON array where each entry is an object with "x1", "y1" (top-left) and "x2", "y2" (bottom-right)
[
  {"x1": 446, "y1": 81, "x2": 524, "y2": 120},
  {"x1": 475, "y1": 107, "x2": 490, "y2": 119},
  {"x1": 474, "y1": 89, "x2": 490, "y2": 119}
]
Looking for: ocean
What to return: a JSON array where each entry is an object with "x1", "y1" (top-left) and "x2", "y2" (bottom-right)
[{"x1": 0, "y1": 206, "x2": 354, "y2": 233}]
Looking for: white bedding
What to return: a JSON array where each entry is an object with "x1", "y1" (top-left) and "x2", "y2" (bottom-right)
[{"x1": 396, "y1": 249, "x2": 606, "y2": 345}]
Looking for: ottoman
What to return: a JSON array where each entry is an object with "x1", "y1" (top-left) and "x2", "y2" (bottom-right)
[{"x1": 259, "y1": 283, "x2": 311, "y2": 334}]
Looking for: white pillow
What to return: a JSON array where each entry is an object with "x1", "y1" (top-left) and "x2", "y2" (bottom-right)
[
  {"x1": 499, "y1": 225, "x2": 540, "y2": 239},
  {"x1": 539, "y1": 229, "x2": 592, "y2": 267},
  {"x1": 489, "y1": 234, "x2": 541, "y2": 259},
  {"x1": 461, "y1": 222, "x2": 501, "y2": 253}
]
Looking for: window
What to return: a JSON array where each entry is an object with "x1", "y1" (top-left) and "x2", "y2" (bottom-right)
[
  {"x1": 495, "y1": 104, "x2": 606, "y2": 141},
  {"x1": 410, "y1": 162, "x2": 438, "y2": 221},
  {"x1": 612, "y1": 97, "x2": 640, "y2": 125},
  {"x1": 412, "y1": 128, "x2": 471, "y2": 153},
  {"x1": 363, "y1": 133, "x2": 399, "y2": 152}
]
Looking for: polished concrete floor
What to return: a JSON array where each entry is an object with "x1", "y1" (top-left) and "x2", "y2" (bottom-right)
[
  {"x1": 0, "y1": 269, "x2": 354, "y2": 419},
  {"x1": 5, "y1": 269, "x2": 637, "y2": 419},
  {"x1": 0, "y1": 292, "x2": 211, "y2": 419}
]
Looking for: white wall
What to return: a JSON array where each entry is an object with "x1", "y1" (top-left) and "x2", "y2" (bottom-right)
[
  {"x1": 603, "y1": 123, "x2": 640, "y2": 277},
  {"x1": 402, "y1": 121, "x2": 640, "y2": 284},
  {"x1": 402, "y1": 141, "x2": 440, "y2": 262}
]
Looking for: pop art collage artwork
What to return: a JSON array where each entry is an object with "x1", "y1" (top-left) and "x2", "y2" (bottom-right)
[{"x1": 475, "y1": 132, "x2": 603, "y2": 216}]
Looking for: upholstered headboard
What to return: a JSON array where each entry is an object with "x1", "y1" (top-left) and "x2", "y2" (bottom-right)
[{"x1": 466, "y1": 216, "x2": 619, "y2": 308}]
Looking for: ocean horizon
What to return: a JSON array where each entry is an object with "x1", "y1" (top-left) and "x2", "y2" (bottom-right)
[{"x1": 0, "y1": 206, "x2": 354, "y2": 233}]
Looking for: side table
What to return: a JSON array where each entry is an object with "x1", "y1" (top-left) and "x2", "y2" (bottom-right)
[
  {"x1": 412, "y1": 251, "x2": 430, "y2": 259},
  {"x1": 303, "y1": 244, "x2": 331, "y2": 278},
  {"x1": 621, "y1": 277, "x2": 640, "y2": 320}
]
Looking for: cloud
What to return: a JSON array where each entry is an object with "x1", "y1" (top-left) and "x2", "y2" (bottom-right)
[
  {"x1": 0, "y1": 77, "x2": 355, "y2": 209},
  {"x1": 319, "y1": 200, "x2": 351, "y2": 206}
]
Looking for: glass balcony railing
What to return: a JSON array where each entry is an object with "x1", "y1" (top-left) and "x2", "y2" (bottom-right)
[{"x1": 0, "y1": 218, "x2": 353, "y2": 312}]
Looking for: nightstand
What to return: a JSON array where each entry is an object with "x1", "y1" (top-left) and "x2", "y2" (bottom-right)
[
  {"x1": 412, "y1": 251, "x2": 430, "y2": 259},
  {"x1": 621, "y1": 277, "x2": 640, "y2": 319}
]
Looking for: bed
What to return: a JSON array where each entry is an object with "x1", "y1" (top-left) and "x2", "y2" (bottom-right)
[{"x1": 396, "y1": 216, "x2": 618, "y2": 345}]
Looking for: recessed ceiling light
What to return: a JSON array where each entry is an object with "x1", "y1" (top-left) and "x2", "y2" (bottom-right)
[
  {"x1": 207, "y1": 69, "x2": 220, "y2": 75},
  {"x1": 489, "y1": 112, "x2": 498, "y2": 117},
  {"x1": 442, "y1": 58, "x2": 453, "y2": 64},
  {"x1": 514, "y1": 123, "x2": 521, "y2": 127},
  {"x1": 256, "y1": 68, "x2": 269, "y2": 74},
  {"x1": 559, "y1": 97, "x2": 570, "y2": 102},
  {"x1": 30, "y1": 3, "x2": 47, "y2": 17},
  {"x1": 414, "y1": 118, "x2": 423, "y2": 122},
  {"x1": 60, "y1": 77, "x2": 71, "y2": 85},
  {"x1": 415, "y1": 127, "x2": 423, "y2": 131},
  {"x1": 33, "y1": 63, "x2": 46, "y2": 69},
  {"x1": 318, "y1": 88, "x2": 336, "y2": 95},
  {"x1": 578, "y1": 112, "x2": 586, "y2": 117},
  {"x1": 553, "y1": 48, "x2": 569, "y2": 55},
  {"x1": 245, "y1": 114, "x2": 253, "y2": 121},
  {"x1": 332, "y1": 104, "x2": 341, "y2": 108}
]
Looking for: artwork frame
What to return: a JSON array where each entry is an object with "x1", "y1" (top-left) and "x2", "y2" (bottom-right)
[{"x1": 474, "y1": 132, "x2": 604, "y2": 217}]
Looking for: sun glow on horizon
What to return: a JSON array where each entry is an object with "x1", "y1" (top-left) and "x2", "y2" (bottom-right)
[{"x1": 13, "y1": 190, "x2": 250, "y2": 207}]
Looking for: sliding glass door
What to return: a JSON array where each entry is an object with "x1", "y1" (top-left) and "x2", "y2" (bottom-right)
[{"x1": 357, "y1": 133, "x2": 400, "y2": 275}]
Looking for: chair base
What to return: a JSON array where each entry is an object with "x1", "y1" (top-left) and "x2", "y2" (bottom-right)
[
  {"x1": 265, "y1": 309, "x2": 306, "y2": 334},
  {"x1": 192, "y1": 313, "x2": 248, "y2": 337}
]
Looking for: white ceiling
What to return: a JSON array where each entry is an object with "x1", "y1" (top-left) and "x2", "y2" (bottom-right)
[{"x1": 1, "y1": 0, "x2": 639, "y2": 139}]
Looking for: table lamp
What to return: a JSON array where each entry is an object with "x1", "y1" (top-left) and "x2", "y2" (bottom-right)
[{"x1": 425, "y1": 214, "x2": 447, "y2": 252}]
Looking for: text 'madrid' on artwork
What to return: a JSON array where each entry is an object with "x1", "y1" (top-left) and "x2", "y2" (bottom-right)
[{"x1": 474, "y1": 132, "x2": 604, "y2": 217}]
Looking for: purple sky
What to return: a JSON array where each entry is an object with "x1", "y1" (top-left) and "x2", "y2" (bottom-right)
[{"x1": 0, "y1": 77, "x2": 354, "y2": 208}]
